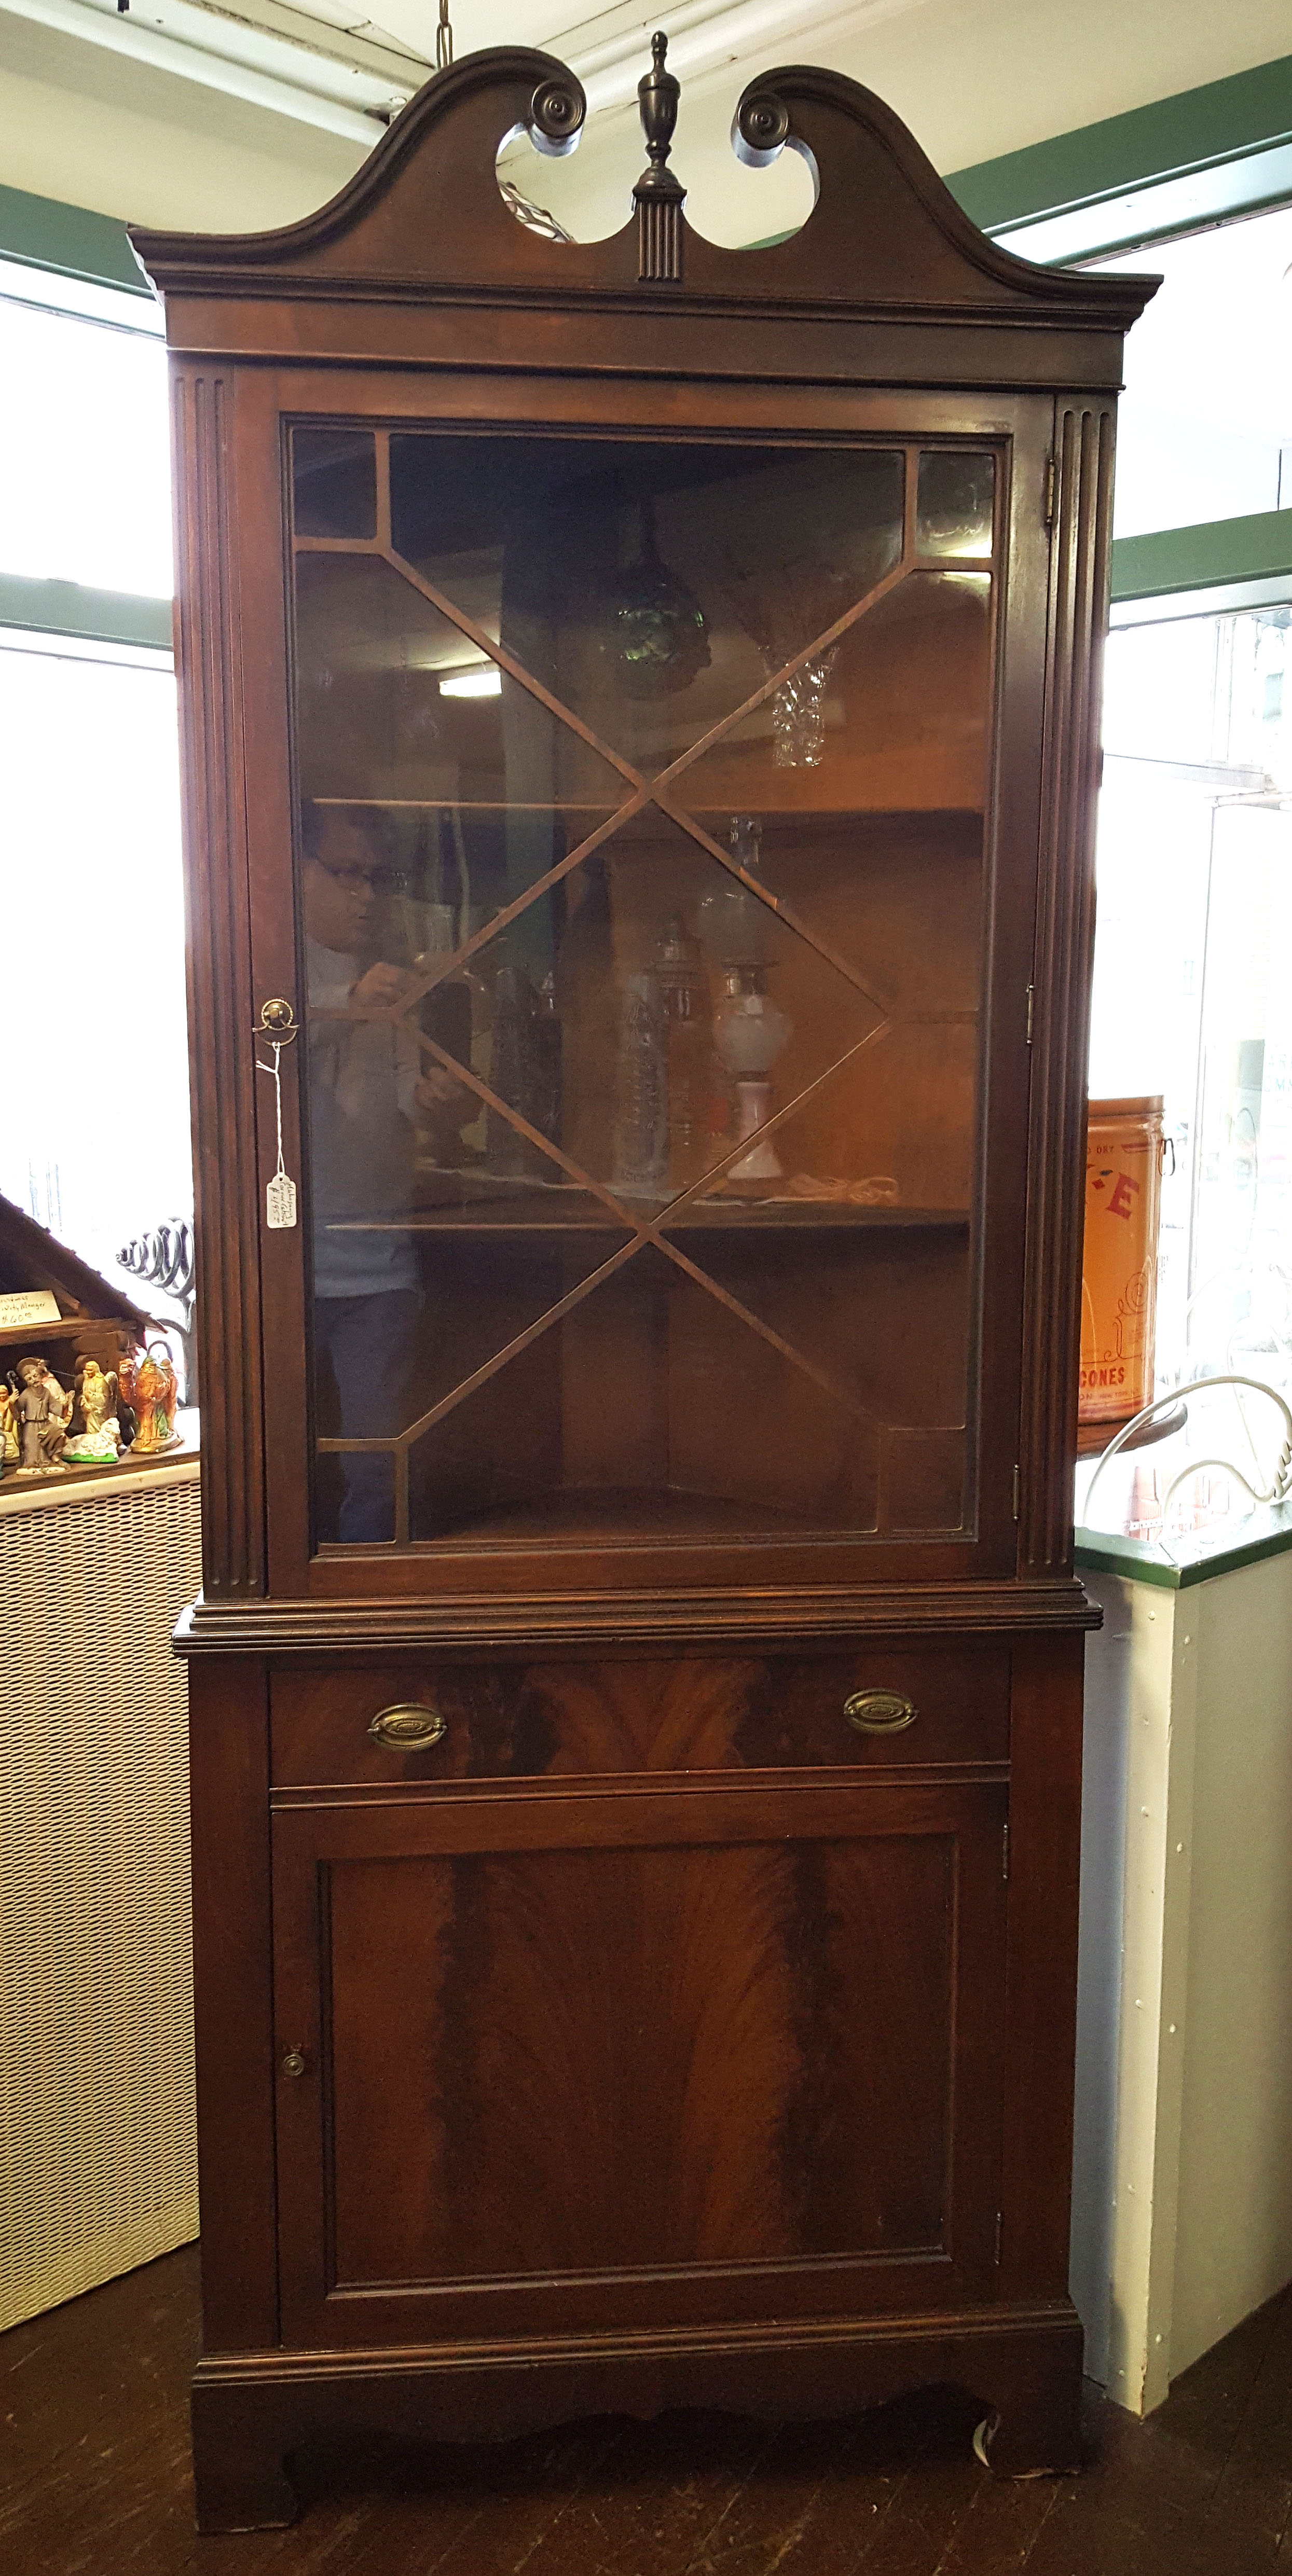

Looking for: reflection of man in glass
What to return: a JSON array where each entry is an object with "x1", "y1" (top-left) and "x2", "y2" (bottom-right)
[{"x1": 302, "y1": 802, "x2": 438, "y2": 1542}]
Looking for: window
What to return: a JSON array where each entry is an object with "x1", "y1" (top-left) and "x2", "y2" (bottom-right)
[
  {"x1": 1094, "y1": 207, "x2": 1292, "y2": 540},
  {"x1": 1080, "y1": 202, "x2": 1292, "y2": 1538},
  {"x1": 0, "y1": 258, "x2": 171, "y2": 595},
  {"x1": 1084, "y1": 200, "x2": 1292, "y2": 1439},
  {"x1": 1094, "y1": 606, "x2": 1292, "y2": 1404},
  {"x1": 0, "y1": 256, "x2": 189, "y2": 1318}
]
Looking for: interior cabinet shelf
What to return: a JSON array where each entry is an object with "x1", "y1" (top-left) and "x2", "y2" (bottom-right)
[
  {"x1": 306, "y1": 796, "x2": 987, "y2": 824},
  {"x1": 329, "y1": 1201, "x2": 972, "y2": 1234},
  {"x1": 323, "y1": 1484, "x2": 881, "y2": 1547}
]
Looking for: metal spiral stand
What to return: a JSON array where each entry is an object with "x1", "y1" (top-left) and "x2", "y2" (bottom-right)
[{"x1": 116, "y1": 1220, "x2": 197, "y2": 1401}]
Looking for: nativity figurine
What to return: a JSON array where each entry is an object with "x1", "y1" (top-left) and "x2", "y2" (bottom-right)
[
  {"x1": 12, "y1": 1354, "x2": 72, "y2": 1474},
  {"x1": 119, "y1": 1340, "x2": 179, "y2": 1453},
  {"x1": 63, "y1": 1355, "x2": 123, "y2": 1465},
  {"x1": 0, "y1": 1381, "x2": 17, "y2": 1475}
]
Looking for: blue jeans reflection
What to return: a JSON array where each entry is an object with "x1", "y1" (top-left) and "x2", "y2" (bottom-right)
[{"x1": 314, "y1": 1288, "x2": 421, "y2": 1543}]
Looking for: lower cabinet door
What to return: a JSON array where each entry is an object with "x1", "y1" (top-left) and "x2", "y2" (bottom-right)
[{"x1": 271, "y1": 1775, "x2": 1009, "y2": 2348}]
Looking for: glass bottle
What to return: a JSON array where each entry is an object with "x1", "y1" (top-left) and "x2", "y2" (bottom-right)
[
  {"x1": 654, "y1": 914, "x2": 711, "y2": 1189},
  {"x1": 612, "y1": 971, "x2": 669, "y2": 1197},
  {"x1": 555, "y1": 856, "x2": 615, "y2": 1184},
  {"x1": 696, "y1": 814, "x2": 766, "y2": 971},
  {"x1": 530, "y1": 971, "x2": 563, "y2": 1158},
  {"x1": 487, "y1": 964, "x2": 536, "y2": 1181}
]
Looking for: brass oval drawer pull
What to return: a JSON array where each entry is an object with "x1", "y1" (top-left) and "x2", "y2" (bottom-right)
[
  {"x1": 368, "y1": 1702, "x2": 447, "y2": 1752},
  {"x1": 844, "y1": 1689, "x2": 918, "y2": 1736}
]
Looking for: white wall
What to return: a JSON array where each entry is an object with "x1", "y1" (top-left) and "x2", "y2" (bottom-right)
[
  {"x1": 1172, "y1": 1553, "x2": 1292, "y2": 2377},
  {"x1": 1075, "y1": 1552, "x2": 1292, "y2": 2412},
  {"x1": 0, "y1": 11, "x2": 361, "y2": 235}
]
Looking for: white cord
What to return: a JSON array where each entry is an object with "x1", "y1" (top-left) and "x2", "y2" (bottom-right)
[{"x1": 1081, "y1": 1372, "x2": 1292, "y2": 1535}]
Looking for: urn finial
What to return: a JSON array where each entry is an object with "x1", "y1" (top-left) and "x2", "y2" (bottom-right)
[{"x1": 634, "y1": 31, "x2": 685, "y2": 281}]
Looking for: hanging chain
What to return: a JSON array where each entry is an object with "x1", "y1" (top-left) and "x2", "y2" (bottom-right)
[{"x1": 436, "y1": 0, "x2": 452, "y2": 69}]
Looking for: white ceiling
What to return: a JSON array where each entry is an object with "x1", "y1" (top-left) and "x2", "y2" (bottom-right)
[
  {"x1": 1, "y1": 0, "x2": 1289, "y2": 236},
  {"x1": 269, "y1": 0, "x2": 1292, "y2": 172}
]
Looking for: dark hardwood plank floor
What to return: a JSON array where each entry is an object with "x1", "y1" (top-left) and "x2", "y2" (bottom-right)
[{"x1": 4, "y1": 2248, "x2": 1292, "y2": 2573}]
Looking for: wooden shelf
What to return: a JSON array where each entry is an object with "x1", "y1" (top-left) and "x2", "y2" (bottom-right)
[
  {"x1": 327, "y1": 1199, "x2": 971, "y2": 1236},
  {"x1": 306, "y1": 797, "x2": 981, "y2": 826},
  {"x1": 347, "y1": 1485, "x2": 838, "y2": 1547},
  {"x1": 0, "y1": 1427, "x2": 196, "y2": 1501},
  {"x1": 0, "y1": 1314, "x2": 133, "y2": 1348},
  {"x1": 310, "y1": 799, "x2": 623, "y2": 813}
]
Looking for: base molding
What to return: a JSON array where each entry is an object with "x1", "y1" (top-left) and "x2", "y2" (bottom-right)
[
  {"x1": 191, "y1": 2301, "x2": 1084, "y2": 2531},
  {"x1": 174, "y1": 1582, "x2": 1100, "y2": 1657}
]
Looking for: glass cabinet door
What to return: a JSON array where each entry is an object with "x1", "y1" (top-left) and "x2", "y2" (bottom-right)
[{"x1": 287, "y1": 426, "x2": 997, "y2": 1553}]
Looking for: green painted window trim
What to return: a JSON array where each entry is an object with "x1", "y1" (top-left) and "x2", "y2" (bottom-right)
[
  {"x1": 0, "y1": 573, "x2": 172, "y2": 653},
  {"x1": 0, "y1": 181, "x2": 148, "y2": 298},
  {"x1": 947, "y1": 52, "x2": 1292, "y2": 233},
  {"x1": 1111, "y1": 509, "x2": 1292, "y2": 603}
]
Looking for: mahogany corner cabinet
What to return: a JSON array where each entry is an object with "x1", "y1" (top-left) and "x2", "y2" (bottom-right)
[{"x1": 131, "y1": 37, "x2": 1154, "y2": 2532}]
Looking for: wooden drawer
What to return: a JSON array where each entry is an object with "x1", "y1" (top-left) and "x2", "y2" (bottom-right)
[{"x1": 269, "y1": 1644, "x2": 1010, "y2": 1785}]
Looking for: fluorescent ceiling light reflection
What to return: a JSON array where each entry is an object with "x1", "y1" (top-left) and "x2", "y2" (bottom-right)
[{"x1": 438, "y1": 665, "x2": 502, "y2": 698}]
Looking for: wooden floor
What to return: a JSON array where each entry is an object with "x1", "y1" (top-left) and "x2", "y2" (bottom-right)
[{"x1": 5, "y1": 2248, "x2": 1292, "y2": 2572}]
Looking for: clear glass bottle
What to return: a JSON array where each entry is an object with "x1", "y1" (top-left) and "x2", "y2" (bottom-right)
[
  {"x1": 612, "y1": 970, "x2": 669, "y2": 1197},
  {"x1": 654, "y1": 914, "x2": 711, "y2": 1190},
  {"x1": 530, "y1": 971, "x2": 563, "y2": 1159},
  {"x1": 487, "y1": 964, "x2": 536, "y2": 1181}
]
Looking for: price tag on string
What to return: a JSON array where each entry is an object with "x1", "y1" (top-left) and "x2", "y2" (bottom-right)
[
  {"x1": 266, "y1": 1172, "x2": 297, "y2": 1230},
  {"x1": 257, "y1": 1038, "x2": 298, "y2": 1230}
]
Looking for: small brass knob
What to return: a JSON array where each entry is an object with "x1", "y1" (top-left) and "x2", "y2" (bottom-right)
[
  {"x1": 368, "y1": 1702, "x2": 447, "y2": 1752},
  {"x1": 844, "y1": 1689, "x2": 917, "y2": 1736},
  {"x1": 281, "y1": 2047, "x2": 307, "y2": 2079}
]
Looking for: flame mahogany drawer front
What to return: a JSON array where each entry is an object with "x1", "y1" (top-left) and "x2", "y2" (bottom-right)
[{"x1": 268, "y1": 1646, "x2": 1011, "y2": 1787}]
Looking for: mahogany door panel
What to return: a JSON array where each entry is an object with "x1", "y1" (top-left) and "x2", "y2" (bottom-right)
[
  {"x1": 272, "y1": 1776, "x2": 1008, "y2": 2346},
  {"x1": 269, "y1": 1641, "x2": 1011, "y2": 1785}
]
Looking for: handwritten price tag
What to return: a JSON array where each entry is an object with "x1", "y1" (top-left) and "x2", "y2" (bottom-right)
[{"x1": 258, "y1": 1034, "x2": 298, "y2": 1230}]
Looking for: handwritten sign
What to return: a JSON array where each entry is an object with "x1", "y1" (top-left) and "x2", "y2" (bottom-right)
[{"x1": 0, "y1": 1290, "x2": 61, "y2": 1332}]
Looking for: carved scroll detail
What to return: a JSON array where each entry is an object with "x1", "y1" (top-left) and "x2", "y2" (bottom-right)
[
  {"x1": 734, "y1": 86, "x2": 791, "y2": 167},
  {"x1": 528, "y1": 69, "x2": 585, "y2": 157}
]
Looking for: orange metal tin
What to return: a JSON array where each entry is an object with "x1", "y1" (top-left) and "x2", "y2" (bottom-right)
[{"x1": 1080, "y1": 1095, "x2": 1164, "y2": 1432}]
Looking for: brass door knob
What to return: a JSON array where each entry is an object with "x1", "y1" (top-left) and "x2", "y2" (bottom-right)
[
  {"x1": 281, "y1": 2047, "x2": 307, "y2": 2079},
  {"x1": 368, "y1": 1702, "x2": 447, "y2": 1751},
  {"x1": 844, "y1": 1689, "x2": 918, "y2": 1736}
]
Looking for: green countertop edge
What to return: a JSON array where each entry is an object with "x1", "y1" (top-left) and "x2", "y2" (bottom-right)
[{"x1": 1076, "y1": 1505, "x2": 1292, "y2": 1588}]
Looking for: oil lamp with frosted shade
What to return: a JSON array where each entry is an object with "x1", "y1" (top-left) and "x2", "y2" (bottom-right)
[{"x1": 712, "y1": 969, "x2": 791, "y2": 1182}]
